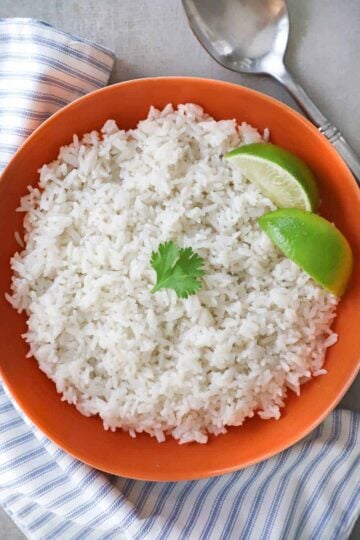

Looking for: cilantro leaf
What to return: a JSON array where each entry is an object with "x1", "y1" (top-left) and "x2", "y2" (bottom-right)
[{"x1": 150, "y1": 241, "x2": 205, "y2": 298}]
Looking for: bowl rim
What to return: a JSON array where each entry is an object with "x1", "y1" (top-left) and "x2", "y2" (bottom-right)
[
  {"x1": 1, "y1": 76, "x2": 359, "y2": 480},
  {"x1": 2, "y1": 76, "x2": 360, "y2": 192}
]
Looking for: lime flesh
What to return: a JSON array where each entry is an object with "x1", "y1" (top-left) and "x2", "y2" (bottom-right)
[
  {"x1": 258, "y1": 209, "x2": 353, "y2": 297},
  {"x1": 226, "y1": 143, "x2": 319, "y2": 211}
]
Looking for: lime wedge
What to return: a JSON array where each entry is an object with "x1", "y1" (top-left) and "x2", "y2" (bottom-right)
[
  {"x1": 226, "y1": 143, "x2": 319, "y2": 211},
  {"x1": 258, "y1": 209, "x2": 353, "y2": 297}
]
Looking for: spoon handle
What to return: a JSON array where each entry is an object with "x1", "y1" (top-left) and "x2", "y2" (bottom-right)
[{"x1": 273, "y1": 66, "x2": 360, "y2": 185}]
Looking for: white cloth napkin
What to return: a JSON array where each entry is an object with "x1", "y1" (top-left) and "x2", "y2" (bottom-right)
[{"x1": 0, "y1": 18, "x2": 359, "y2": 540}]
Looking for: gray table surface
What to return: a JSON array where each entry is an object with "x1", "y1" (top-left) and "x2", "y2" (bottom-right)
[{"x1": 0, "y1": 0, "x2": 359, "y2": 538}]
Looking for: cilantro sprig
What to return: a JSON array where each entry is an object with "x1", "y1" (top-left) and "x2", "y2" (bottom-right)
[{"x1": 150, "y1": 241, "x2": 205, "y2": 299}]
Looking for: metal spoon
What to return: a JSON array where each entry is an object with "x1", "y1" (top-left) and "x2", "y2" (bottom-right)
[{"x1": 182, "y1": 0, "x2": 360, "y2": 184}]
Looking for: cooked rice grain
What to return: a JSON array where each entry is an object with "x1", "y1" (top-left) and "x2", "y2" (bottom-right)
[{"x1": 8, "y1": 104, "x2": 338, "y2": 443}]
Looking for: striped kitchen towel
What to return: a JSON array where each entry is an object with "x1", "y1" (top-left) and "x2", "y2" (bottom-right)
[
  {"x1": 0, "y1": 18, "x2": 359, "y2": 540},
  {"x1": 0, "y1": 17, "x2": 114, "y2": 170}
]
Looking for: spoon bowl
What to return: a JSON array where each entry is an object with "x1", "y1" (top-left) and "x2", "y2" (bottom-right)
[{"x1": 183, "y1": 0, "x2": 288, "y2": 74}]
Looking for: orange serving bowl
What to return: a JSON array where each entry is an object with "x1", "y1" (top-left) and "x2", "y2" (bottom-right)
[{"x1": 0, "y1": 77, "x2": 359, "y2": 481}]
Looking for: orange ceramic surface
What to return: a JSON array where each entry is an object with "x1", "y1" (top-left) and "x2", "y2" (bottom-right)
[{"x1": 0, "y1": 78, "x2": 359, "y2": 481}]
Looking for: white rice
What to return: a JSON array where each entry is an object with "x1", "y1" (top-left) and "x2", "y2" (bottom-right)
[{"x1": 7, "y1": 104, "x2": 338, "y2": 444}]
